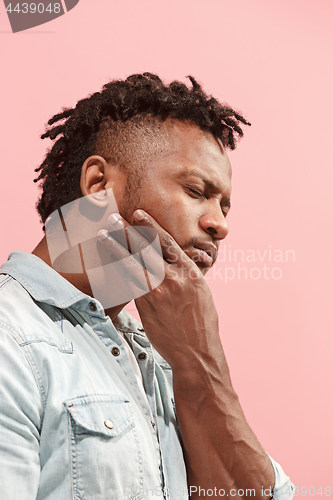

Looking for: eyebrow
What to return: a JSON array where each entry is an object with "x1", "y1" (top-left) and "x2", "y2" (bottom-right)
[{"x1": 179, "y1": 170, "x2": 231, "y2": 208}]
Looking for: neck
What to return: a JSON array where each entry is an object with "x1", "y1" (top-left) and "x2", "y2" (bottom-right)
[{"x1": 32, "y1": 236, "x2": 128, "y2": 321}]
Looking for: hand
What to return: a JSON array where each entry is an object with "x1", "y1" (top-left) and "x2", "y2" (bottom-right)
[
  {"x1": 98, "y1": 209, "x2": 221, "y2": 369},
  {"x1": 98, "y1": 210, "x2": 276, "y2": 498}
]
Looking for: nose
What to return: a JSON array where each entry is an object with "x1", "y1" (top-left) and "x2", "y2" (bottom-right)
[{"x1": 199, "y1": 209, "x2": 229, "y2": 241}]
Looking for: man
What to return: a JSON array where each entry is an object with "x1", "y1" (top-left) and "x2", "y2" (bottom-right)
[{"x1": 0, "y1": 73, "x2": 293, "y2": 499}]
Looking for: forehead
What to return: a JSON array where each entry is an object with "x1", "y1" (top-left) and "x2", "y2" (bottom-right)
[{"x1": 154, "y1": 121, "x2": 232, "y2": 191}]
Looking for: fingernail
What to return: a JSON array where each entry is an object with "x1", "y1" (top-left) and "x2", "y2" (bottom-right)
[
  {"x1": 134, "y1": 209, "x2": 145, "y2": 221},
  {"x1": 97, "y1": 229, "x2": 109, "y2": 241},
  {"x1": 108, "y1": 213, "x2": 124, "y2": 228}
]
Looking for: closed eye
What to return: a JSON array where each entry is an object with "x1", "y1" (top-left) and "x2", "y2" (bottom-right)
[
  {"x1": 187, "y1": 187, "x2": 229, "y2": 217},
  {"x1": 187, "y1": 187, "x2": 205, "y2": 198}
]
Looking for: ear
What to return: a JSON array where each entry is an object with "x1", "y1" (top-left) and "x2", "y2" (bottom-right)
[{"x1": 80, "y1": 155, "x2": 110, "y2": 207}]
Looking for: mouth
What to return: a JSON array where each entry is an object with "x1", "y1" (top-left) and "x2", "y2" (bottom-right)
[{"x1": 190, "y1": 243, "x2": 217, "y2": 269}]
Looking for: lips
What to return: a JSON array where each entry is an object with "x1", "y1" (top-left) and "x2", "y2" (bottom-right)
[{"x1": 191, "y1": 243, "x2": 217, "y2": 268}]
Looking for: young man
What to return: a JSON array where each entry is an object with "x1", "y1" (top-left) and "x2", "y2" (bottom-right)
[{"x1": 0, "y1": 73, "x2": 293, "y2": 499}]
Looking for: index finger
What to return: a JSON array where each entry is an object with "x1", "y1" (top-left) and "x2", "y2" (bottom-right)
[
  {"x1": 107, "y1": 213, "x2": 164, "y2": 271},
  {"x1": 132, "y1": 209, "x2": 193, "y2": 268}
]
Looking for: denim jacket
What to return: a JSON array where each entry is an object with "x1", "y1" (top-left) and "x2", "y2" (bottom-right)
[{"x1": 0, "y1": 251, "x2": 293, "y2": 499}]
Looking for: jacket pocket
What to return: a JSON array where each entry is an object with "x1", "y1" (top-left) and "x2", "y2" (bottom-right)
[{"x1": 64, "y1": 394, "x2": 143, "y2": 500}]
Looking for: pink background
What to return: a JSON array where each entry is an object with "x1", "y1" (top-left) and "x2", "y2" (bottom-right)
[{"x1": 1, "y1": 0, "x2": 332, "y2": 493}]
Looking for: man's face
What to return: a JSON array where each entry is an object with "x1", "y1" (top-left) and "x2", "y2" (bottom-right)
[{"x1": 115, "y1": 121, "x2": 232, "y2": 275}]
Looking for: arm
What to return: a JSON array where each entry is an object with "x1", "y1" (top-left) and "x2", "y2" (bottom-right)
[
  {"x1": 100, "y1": 210, "x2": 290, "y2": 499},
  {"x1": 171, "y1": 336, "x2": 274, "y2": 498},
  {"x1": 132, "y1": 220, "x2": 274, "y2": 498},
  {"x1": 0, "y1": 325, "x2": 42, "y2": 499}
]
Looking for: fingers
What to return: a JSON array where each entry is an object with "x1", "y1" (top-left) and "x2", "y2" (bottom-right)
[
  {"x1": 132, "y1": 210, "x2": 192, "y2": 267},
  {"x1": 97, "y1": 217, "x2": 166, "y2": 294},
  {"x1": 97, "y1": 229, "x2": 152, "y2": 294},
  {"x1": 96, "y1": 209, "x2": 198, "y2": 305},
  {"x1": 107, "y1": 213, "x2": 165, "y2": 273}
]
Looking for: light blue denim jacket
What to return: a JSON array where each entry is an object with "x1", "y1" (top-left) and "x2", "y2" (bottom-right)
[{"x1": 0, "y1": 251, "x2": 293, "y2": 499}]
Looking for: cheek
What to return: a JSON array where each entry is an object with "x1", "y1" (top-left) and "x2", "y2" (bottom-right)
[
  {"x1": 156, "y1": 199, "x2": 197, "y2": 245},
  {"x1": 139, "y1": 186, "x2": 199, "y2": 244}
]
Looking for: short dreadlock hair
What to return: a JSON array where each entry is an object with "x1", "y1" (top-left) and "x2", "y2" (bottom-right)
[{"x1": 34, "y1": 72, "x2": 250, "y2": 227}]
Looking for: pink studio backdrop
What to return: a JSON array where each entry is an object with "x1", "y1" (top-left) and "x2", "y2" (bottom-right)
[{"x1": 1, "y1": 0, "x2": 332, "y2": 493}]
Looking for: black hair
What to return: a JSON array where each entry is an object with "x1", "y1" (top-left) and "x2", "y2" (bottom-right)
[{"x1": 34, "y1": 72, "x2": 250, "y2": 226}]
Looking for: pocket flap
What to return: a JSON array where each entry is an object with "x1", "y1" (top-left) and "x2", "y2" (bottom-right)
[{"x1": 64, "y1": 394, "x2": 133, "y2": 437}]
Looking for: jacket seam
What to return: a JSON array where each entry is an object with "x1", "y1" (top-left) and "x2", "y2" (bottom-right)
[
  {"x1": 0, "y1": 268, "x2": 84, "y2": 308},
  {"x1": 0, "y1": 324, "x2": 46, "y2": 428},
  {"x1": 23, "y1": 345, "x2": 47, "y2": 421},
  {"x1": 0, "y1": 275, "x2": 13, "y2": 290}
]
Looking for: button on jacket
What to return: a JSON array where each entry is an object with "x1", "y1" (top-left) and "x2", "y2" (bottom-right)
[{"x1": 0, "y1": 251, "x2": 293, "y2": 500}]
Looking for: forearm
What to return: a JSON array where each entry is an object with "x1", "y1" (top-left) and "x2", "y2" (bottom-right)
[
  {"x1": 172, "y1": 348, "x2": 275, "y2": 499},
  {"x1": 118, "y1": 211, "x2": 276, "y2": 498}
]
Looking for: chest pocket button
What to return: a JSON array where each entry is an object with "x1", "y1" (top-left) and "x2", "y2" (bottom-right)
[{"x1": 104, "y1": 419, "x2": 114, "y2": 429}]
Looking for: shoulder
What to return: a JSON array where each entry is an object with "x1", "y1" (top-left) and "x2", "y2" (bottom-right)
[{"x1": 0, "y1": 272, "x2": 70, "y2": 352}]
